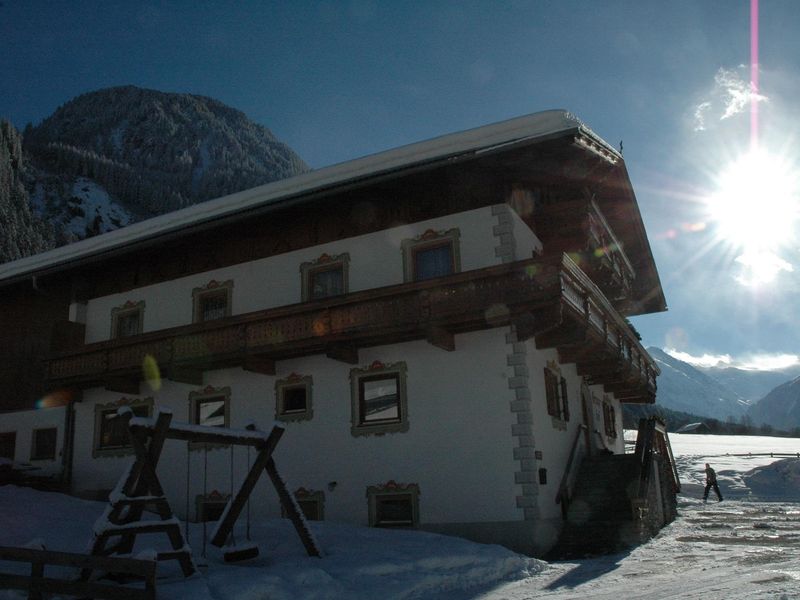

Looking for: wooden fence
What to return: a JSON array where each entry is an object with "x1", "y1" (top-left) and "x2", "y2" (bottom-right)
[{"x1": 0, "y1": 545, "x2": 155, "y2": 600}]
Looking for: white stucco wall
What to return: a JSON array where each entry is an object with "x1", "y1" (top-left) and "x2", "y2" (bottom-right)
[
  {"x1": 83, "y1": 206, "x2": 508, "y2": 344},
  {"x1": 0, "y1": 406, "x2": 66, "y2": 476},
  {"x1": 71, "y1": 329, "x2": 524, "y2": 526}
]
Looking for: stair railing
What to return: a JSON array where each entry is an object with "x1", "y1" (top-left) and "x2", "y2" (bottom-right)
[{"x1": 556, "y1": 424, "x2": 588, "y2": 517}]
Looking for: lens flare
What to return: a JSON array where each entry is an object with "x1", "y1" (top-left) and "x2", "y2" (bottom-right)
[{"x1": 142, "y1": 354, "x2": 162, "y2": 391}]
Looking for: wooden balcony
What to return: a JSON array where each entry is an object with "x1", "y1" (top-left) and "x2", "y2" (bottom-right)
[{"x1": 46, "y1": 255, "x2": 658, "y2": 402}]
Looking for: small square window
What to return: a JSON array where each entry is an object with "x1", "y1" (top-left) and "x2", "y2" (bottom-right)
[
  {"x1": 111, "y1": 301, "x2": 144, "y2": 339},
  {"x1": 367, "y1": 482, "x2": 420, "y2": 528},
  {"x1": 360, "y1": 374, "x2": 400, "y2": 424},
  {"x1": 351, "y1": 362, "x2": 408, "y2": 437},
  {"x1": 196, "y1": 491, "x2": 230, "y2": 522},
  {"x1": 300, "y1": 253, "x2": 350, "y2": 302},
  {"x1": 0, "y1": 431, "x2": 16, "y2": 461},
  {"x1": 31, "y1": 428, "x2": 57, "y2": 461},
  {"x1": 195, "y1": 396, "x2": 227, "y2": 427},
  {"x1": 93, "y1": 399, "x2": 153, "y2": 457},
  {"x1": 413, "y1": 242, "x2": 454, "y2": 281},
  {"x1": 402, "y1": 229, "x2": 461, "y2": 283},
  {"x1": 275, "y1": 374, "x2": 313, "y2": 422},
  {"x1": 192, "y1": 280, "x2": 233, "y2": 323},
  {"x1": 283, "y1": 488, "x2": 325, "y2": 521}
]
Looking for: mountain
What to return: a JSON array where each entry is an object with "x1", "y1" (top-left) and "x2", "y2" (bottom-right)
[
  {"x1": 748, "y1": 377, "x2": 800, "y2": 431},
  {"x1": 1, "y1": 86, "x2": 309, "y2": 262},
  {"x1": 0, "y1": 121, "x2": 55, "y2": 262},
  {"x1": 648, "y1": 347, "x2": 750, "y2": 421},
  {"x1": 699, "y1": 365, "x2": 800, "y2": 402}
]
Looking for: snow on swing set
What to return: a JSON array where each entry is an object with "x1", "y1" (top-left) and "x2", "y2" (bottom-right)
[{"x1": 87, "y1": 406, "x2": 321, "y2": 580}]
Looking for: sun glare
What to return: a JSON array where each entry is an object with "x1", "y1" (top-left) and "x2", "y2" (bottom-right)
[{"x1": 706, "y1": 149, "x2": 799, "y2": 284}]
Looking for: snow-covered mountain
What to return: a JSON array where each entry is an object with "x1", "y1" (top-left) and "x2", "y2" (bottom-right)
[
  {"x1": 699, "y1": 365, "x2": 800, "y2": 402},
  {"x1": 1, "y1": 86, "x2": 309, "y2": 262},
  {"x1": 648, "y1": 347, "x2": 751, "y2": 421},
  {"x1": 748, "y1": 377, "x2": 800, "y2": 432}
]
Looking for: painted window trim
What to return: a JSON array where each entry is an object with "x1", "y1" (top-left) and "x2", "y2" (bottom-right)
[
  {"x1": 401, "y1": 228, "x2": 461, "y2": 282},
  {"x1": 275, "y1": 373, "x2": 313, "y2": 422},
  {"x1": 188, "y1": 385, "x2": 231, "y2": 450},
  {"x1": 93, "y1": 397, "x2": 154, "y2": 458},
  {"x1": 30, "y1": 427, "x2": 57, "y2": 461},
  {"x1": 350, "y1": 361, "x2": 409, "y2": 437},
  {"x1": 192, "y1": 279, "x2": 234, "y2": 323},
  {"x1": 110, "y1": 300, "x2": 145, "y2": 339},
  {"x1": 366, "y1": 481, "x2": 420, "y2": 528},
  {"x1": 300, "y1": 252, "x2": 350, "y2": 302}
]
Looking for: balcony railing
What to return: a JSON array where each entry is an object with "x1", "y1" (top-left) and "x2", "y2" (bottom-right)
[{"x1": 46, "y1": 255, "x2": 658, "y2": 402}]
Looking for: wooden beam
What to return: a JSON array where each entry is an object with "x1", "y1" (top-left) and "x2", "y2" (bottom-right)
[
  {"x1": 168, "y1": 367, "x2": 203, "y2": 386},
  {"x1": 104, "y1": 376, "x2": 140, "y2": 395},
  {"x1": 426, "y1": 326, "x2": 455, "y2": 351},
  {"x1": 243, "y1": 355, "x2": 276, "y2": 375},
  {"x1": 326, "y1": 343, "x2": 359, "y2": 364}
]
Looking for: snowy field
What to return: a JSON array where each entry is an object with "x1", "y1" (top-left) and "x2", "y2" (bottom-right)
[{"x1": 0, "y1": 432, "x2": 798, "y2": 599}]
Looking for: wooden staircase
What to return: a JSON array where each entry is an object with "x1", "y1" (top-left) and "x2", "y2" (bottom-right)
[{"x1": 548, "y1": 453, "x2": 644, "y2": 559}]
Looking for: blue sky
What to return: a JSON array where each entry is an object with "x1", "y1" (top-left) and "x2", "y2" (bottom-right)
[{"x1": 2, "y1": 1, "x2": 799, "y2": 370}]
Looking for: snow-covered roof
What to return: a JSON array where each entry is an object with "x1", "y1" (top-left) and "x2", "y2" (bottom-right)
[{"x1": 0, "y1": 110, "x2": 610, "y2": 286}]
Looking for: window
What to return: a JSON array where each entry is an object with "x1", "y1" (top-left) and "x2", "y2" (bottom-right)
[
  {"x1": 93, "y1": 398, "x2": 153, "y2": 457},
  {"x1": 111, "y1": 301, "x2": 144, "y2": 339},
  {"x1": 402, "y1": 229, "x2": 461, "y2": 282},
  {"x1": 544, "y1": 366, "x2": 570, "y2": 427},
  {"x1": 196, "y1": 491, "x2": 230, "y2": 522},
  {"x1": 31, "y1": 428, "x2": 57, "y2": 461},
  {"x1": 350, "y1": 361, "x2": 408, "y2": 437},
  {"x1": 275, "y1": 374, "x2": 313, "y2": 422},
  {"x1": 192, "y1": 280, "x2": 233, "y2": 323},
  {"x1": 283, "y1": 488, "x2": 325, "y2": 521},
  {"x1": 0, "y1": 431, "x2": 16, "y2": 461},
  {"x1": 367, "y1": 481, "x2": 420, "y2": 528},
  {"x1": 603, "y1": 399, "x2": 617, "y2": 438},
  {"x1": 300, "y1": 253, "x2": 349, "y2": 301}
]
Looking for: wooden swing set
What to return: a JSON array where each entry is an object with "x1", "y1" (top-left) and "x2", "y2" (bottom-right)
[{"x1": 84, "y1": 407, "x2": 321, "y2": 581}]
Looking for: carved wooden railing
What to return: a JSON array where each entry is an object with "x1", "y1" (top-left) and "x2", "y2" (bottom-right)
[{"x1": 46, "y1": 255, "x2": 658, "y2": 399}]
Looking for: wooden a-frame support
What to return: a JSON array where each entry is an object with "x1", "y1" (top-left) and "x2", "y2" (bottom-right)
[{"x1": 86, "y1": 407, "x2": 321, "y2": 581}]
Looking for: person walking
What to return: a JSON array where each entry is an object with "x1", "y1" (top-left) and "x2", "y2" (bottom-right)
[{"x1": 703, "y1": 463, "x2": 723, "y2": 503}]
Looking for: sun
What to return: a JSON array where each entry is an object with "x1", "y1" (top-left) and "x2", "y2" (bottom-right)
[{"x1": 705, "y1": 148, "x2": 799, "y2": 284}]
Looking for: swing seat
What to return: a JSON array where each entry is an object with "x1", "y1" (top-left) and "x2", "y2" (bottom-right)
[{"x1": 222, "y1": 541, "x2": 260, "y2": 562}]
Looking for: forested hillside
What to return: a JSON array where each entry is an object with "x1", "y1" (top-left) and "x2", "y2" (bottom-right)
[{"x1": 1, "y1": 86, "x2": 309, "y2": 264}]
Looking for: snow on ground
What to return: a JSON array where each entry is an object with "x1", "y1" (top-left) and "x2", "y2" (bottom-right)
[{"x1": 0, "y1": 432, "x2": 798, "y2": 599}]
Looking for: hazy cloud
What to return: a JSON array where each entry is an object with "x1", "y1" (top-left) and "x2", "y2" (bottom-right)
[
  {"x1": 693, "y1": 67, "x2": 768, "y2": 132},
  {"x1": 665, "y1": 348, "x2": 800, "y2": 371}
]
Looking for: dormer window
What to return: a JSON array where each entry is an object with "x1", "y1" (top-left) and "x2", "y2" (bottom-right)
[
  {"x1": 192, "y1": 280, "x2": 233, "y2": 323},
  {"x1": 111, "y1": 301, "x2": 144, "y2": 339},
  {"x1": 301, "y1": 253, "x2": 350, "y2": 301},
  {"x1": 402, "y1": 229, "x2": 461, "y2": 282}
]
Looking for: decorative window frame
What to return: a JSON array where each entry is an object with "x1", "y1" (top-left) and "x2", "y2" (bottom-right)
[
  {"x1": 282, "y1": 487, "x2": 325, "y2": 521},
  {"x1": 300, "y1": 252, "x2": 350, "y2": 302},
  {"x1": 544, "y1": 361, "x2": 569, "y2": 430},
  {"x1": 366, "y1": 481, "x2": 420, "y2": 528},
  {"x1": 0, "y1": 431, "x2": 16, "y2": 461},
  {"x1": 110, "y1": 300, "x2": 144, "y2": 339},
  {"x1": 189, "y1": 385, "x2": 231, "y2": 450},
  {"x1": 602, "y1": 396, "x2": 618, "y2": 439},
  {"x1": 195, "y1": 490, "x2": 231, "y2": 523},
  {"x1": 93, "y1": 397, "x2": 154, "y2": 458},
  {"x1": 192, "y1": 279, "x2": 233, "y2": 323},
  {"x1": 30, "y1": 427, "x2": 58, "y2": 461},
  {"x1": 275, "y1": 373, "x2": 313, "y2": 422},
  {"x1": 350, "y1": 361, "x2": 409, "y2": 437},
  {"x1": 401, "y1": 228, "x2": 461, "y2": 282}
]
